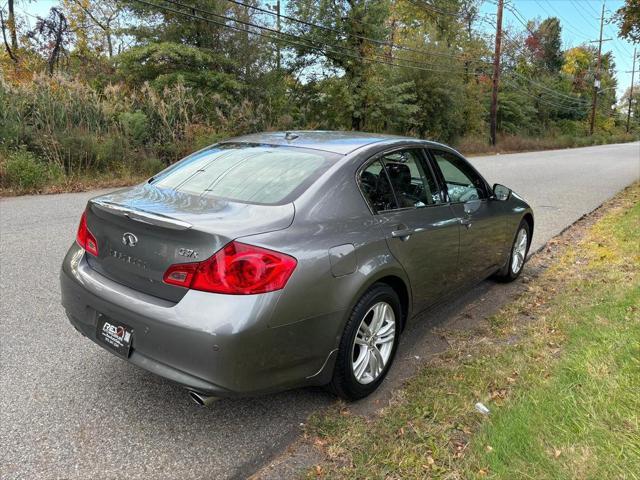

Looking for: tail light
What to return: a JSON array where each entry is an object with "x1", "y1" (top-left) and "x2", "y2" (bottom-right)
[
  {"x1": 163, "y1": 241, "x2": 297, "y2": 295},
  {"x1": 76, "y1": 210, "x2": 99, "y2": 256}
]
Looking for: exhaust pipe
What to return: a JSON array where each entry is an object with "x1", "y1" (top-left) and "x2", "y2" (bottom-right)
[{"x1": 189, "y1": 391, "x2": 219, "y2": 408}]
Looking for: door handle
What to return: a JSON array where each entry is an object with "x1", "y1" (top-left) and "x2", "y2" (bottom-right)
[
  {"x1": 459, "y1": 217, "x2": 472, "y2": 229},
  {"x1": 391, "y1": 228, "x2": 416, "y2": 239}
]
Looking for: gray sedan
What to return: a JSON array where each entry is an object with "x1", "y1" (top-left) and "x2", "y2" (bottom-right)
[{"x1": 60, "y1": 131, "x2": 533, "y2": 403}]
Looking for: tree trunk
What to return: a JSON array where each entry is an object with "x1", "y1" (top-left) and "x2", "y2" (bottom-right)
[
  {"x1": 8, "y1": 0, "x2": 17, "y2": 51},
  {"x1": 106, "y1": 28, "x2": 113, "y2": 57},
  {"x1": 0, "y1": 9, "x2": 17, "y2": 62}
]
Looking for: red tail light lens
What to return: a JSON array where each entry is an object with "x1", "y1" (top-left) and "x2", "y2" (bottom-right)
[
  {"x1": 163, "y1": 241, "x2": 297, "y2": 295},
  {"x1": 76, "y1": 211, "x2": 99, "y2": 256}
]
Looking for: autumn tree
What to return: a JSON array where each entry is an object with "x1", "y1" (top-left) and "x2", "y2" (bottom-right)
[
  {"x1": 525, "y1": 17, "x2": 563, "y2": 73},
  {"x1": 615, "y1": 0, "x2": 640, "y2": 42}
]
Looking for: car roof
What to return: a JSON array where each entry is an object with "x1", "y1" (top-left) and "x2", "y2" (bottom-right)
[{"x1": 221, "y1": 130, "x2": 446, "y2": 155}]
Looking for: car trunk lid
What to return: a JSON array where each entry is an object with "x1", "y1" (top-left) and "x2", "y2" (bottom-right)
[{"x1": 84, "y1": 183, "x2": 295, "y2": 302}]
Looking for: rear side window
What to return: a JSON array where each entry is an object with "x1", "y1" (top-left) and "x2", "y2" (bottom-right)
[
  {"x1": 360, "y1": 160, "x2": 398, "y2": 212},
  {"x1": 151, "y1": 144, "x2": 337, "y2": 205}
]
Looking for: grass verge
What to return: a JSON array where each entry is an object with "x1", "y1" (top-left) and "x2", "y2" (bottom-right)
[{"x1": 306, "y1": 183, "x2": 640, "y2": 479}]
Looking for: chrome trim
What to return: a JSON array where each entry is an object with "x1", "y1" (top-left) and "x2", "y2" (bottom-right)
[
  {"x1": 306, "y1": 349, "x2": 338, "y2": 379},
  {"x1": 188, "y1": 391, "x2": 219, "y2": 407},
  {"x1": 90, "y1": 200, "x2": 192, "y2": 230}
]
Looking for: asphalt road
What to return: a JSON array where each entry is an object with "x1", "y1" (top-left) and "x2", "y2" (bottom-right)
[{"x1": 1, "y1": 142, "x2": 638, "y2": 480}]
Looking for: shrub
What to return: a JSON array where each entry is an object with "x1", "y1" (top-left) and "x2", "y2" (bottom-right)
[
  {"x1": 56, "y1": 130, "x2": 100, "y2": 174},
  {"x1": 138, "y1": 157, "x2": 166, "y2": 176},
  {"x1": 3, "y1": 149, "x2": 48, "y2": 190},
  {"x1": 96, "y1": 134, "x2": 128, "y2": 170},
  {"x1": 119, "y1": 111, "x2": 149, "y2": 145}
]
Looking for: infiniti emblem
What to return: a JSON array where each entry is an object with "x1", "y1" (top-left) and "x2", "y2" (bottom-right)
[{"x1": 122, "y1": 232, "x2": 138, "y2": 247}]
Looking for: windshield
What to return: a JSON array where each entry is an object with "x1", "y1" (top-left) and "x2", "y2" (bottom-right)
[{"x1": 151, "y1": 143, "x2": 339, "y2": 205}]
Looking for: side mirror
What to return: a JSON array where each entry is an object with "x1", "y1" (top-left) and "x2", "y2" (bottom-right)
[{"x1": 492, "y1": 183, "x2": 511, "y2": 201}]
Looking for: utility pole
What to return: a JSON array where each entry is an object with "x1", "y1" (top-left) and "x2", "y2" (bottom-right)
[
  {"x1": 626, "y1": 47, "x2": 637, "y2": 133},
  {"x1": 589, "y1": 3, "x2": 612, "y2": 136},
  {"x1": 276, "y1": 0, "x2": 281, "y2": 70},
  {"x1": 490, "y1": 0, "x2": 503, "y2": 146}
]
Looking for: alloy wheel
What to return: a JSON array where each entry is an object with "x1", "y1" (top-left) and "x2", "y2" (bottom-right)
[
  {"x1": 351, "y1": 301, "x2": 396, "y2": 385},
  {"x1": 511, "y1": 228, "x2": 528, "y2": 274}
]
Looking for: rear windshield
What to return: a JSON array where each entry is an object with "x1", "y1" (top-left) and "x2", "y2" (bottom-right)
[{"x1": 151, "y1": 143, "x2": 339, "y2": 205}]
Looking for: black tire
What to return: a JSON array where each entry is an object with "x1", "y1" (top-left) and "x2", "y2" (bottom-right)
[
  {"x1": 329, "y1": 283, "x2": 401, "y2": 400},
  {"x1": 493, "y1": 219, "x2": 531, "y2": 283}
]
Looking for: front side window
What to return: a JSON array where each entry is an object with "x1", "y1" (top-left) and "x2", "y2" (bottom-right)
[
  {"x1": 151, "y1": 144, "x2": 337, "y2": 205},
  {"x1": 431, "y1": 150, "x2": 487, "y2": 203},
  {"x1": 380, "y1": 149, "x2": 441, "y2": 207}
]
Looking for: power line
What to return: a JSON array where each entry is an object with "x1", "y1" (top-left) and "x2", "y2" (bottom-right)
[
  {"x1": 567, "y1": 0, "x2": 597, "y2": 27},
  {"x1": 503, "y1": 3, "x2": 536, "y2": 37},
  {"x1": 225, "y1": 0, "x2": 493, "y2": 66},
  {"x1": 510, "y1": 70, "x2": 589, "y2": 105},
  {"x1": 502, "y1": 77, "x2": 589, "y2": 111},
  {"x1": 530, "y1": 0, "x2": 593, "y2": 41},
  {"x1": 406, "y1": 0, "x2": 481, "y2": 19},
  {"x1": 133, "y1": 0, "x2": 489, "y2": 76},
  {"x1": 480, "y1": 16, "x2": 590, "y2": 105},
  {"x1": 504, "y1": 75, "x2": 589, "y2": 107},
  {"x1": 581, "y1": 0, "x2": 601, "y2": 17},
  {"x1": 169, "y1": 0, "x2": 494, "y2": 72},
  {"x1": 165, "y1": 0, "x2": 472, "y2": 72},
  {"x1": 134, "y1": 0, "x2": 592, "y2": 108}
]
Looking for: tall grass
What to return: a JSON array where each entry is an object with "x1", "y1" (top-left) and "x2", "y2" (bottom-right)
[
  {"x1": 456, "y1": 132, "x2": 638, "y2": 155},
  {"x1": 0, "y1": 73, "x2": 638, "y2": 194},
  {"x1": 0, "y1": 74, "x2": 274, "y2": 191}
]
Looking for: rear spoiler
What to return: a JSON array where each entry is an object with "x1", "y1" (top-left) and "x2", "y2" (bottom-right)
[{"x1": 90, "y1": 199, "x2": 192, "y2": 231}]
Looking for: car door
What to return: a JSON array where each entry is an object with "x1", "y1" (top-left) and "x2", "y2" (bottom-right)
[
  {"x1": 359, "y1": 147, "x2": 460, "y2": 313},
  {"x1": 427, "y1": 148, "x2": 505, "y2": 285}
]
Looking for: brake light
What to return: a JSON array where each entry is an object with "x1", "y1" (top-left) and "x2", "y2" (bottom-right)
[
  {"x1": 163, "y1": 241, "x2": 297, "y2": 295},
  {"x1": 76, "y1": 211, "x2": 99, "y2": 256}
]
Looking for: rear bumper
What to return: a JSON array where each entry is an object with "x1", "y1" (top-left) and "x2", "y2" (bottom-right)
[{"x1": 60, "y1": 244, "x2": 342, "y2": 397}]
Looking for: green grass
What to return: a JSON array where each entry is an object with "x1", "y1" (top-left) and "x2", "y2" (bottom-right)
[{"x1": 306, "y1": 184, "x2": 640, "y2": 479}]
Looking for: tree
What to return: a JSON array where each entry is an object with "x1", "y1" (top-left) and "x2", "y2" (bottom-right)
[
  {"x1": 525, "y1": 17, "x2": 563, "y2": 73},
  {"x1": 7, "y1": 0, "x2": 17, "y2": 51},
  {"x1": 615, "y1": 0, "x2": 640, "y2": 42},
  {"x1": 286, "y1": 0, "x2": 390, "y2": 130},
  {"x1": 562, "y1": 46, "x2": 592, "y2": 91},
  {"x1": 619, "y1": 83, "x2": 640, "y2": 128},
  {"x1": 122, "y1": 0, "x2": 270, "y2": 79},
  {"x1": 64, "y1": 0, "x2": 122, "y2": 58},
  {"x1": 1, "y1": 6, "x2": 18, "y2": 63},
  {"x1": 27, "y1": 7, "x2": 71, "y2": 75}
]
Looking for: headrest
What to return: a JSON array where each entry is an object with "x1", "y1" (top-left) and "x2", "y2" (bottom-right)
[{"x1": 386, "y1": 163, "x2": 411, "y2": 189}]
